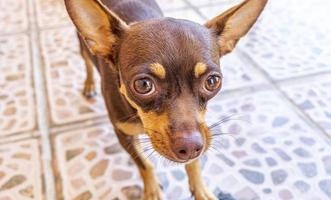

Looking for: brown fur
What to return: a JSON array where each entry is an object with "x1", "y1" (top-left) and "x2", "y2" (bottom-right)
[{"x1": 64, "y1": 0, "x2": 267, "y2": 199}]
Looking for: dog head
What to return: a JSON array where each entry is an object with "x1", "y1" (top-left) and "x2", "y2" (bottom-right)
[{"x1": 65, "y1": 0, "x2": 267, "y2": 163}]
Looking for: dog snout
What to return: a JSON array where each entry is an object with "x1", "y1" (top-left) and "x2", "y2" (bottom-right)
[{"x1": 171, "y1": 131, "x2": 203, "y2": 161}]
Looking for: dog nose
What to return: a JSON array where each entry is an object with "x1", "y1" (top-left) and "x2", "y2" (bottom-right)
[{"x1": 172, "y1": 132, "x2": 203, "y2": 161}]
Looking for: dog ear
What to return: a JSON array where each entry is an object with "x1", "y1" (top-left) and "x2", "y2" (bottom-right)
[
  {"x1": 64, "y1": 0, "x2": 128, "y2": 58},
  {"x1": 205, "y1": 0, "x2": 267, "y2": 56}
]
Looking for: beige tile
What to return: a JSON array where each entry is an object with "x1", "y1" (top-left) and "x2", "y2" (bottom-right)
[
  {"x1": 165, "y1": 9, "x2": 205, "y2": 24},
  {"x1": 221, "y1": 50, "x2": 266, "y2": 91},
  {"x1": 35, "y1": 0, "x2": 71, "y2": 28},
  {"x1": 238, "y1": 0, "x2": 331, "y2": 80},
  {"x1": 156, "y1": 0, "x2": 187, "y2": 11},
  {"x1": 0, "y1": 139, "x2": 43, "y2": 200},
  {"x1": 204, "y1": 90, "x2": 331, "y2": 199},
  {"x1": 0, "y1": 34, "x2": 35, "y2": 136},
  {"x1": 281, "y1": 75, "x2": 331, "y2": 135},
  {"x1": 54, "y1": 124, "x2": 141, "y2": 200},
  {"x1": 34, "y1": 0, "x2": 187, "y2": 29},
  {"x1": 40, "y1": 27, "x2": 107, "y2": 125},
  {"x1": 189, "y1": 0, "x2": 240, "y2": 7},
  {"x1": 0, "y1": 0, "x2": 29, "y2": 34},
  {"x1": 198, "y1": 1, "x2": 242, "y2": 20}
]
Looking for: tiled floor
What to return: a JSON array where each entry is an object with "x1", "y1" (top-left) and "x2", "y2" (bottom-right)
[{"x1": 0, "y1": 0, "x2": 330, "y2": 200}]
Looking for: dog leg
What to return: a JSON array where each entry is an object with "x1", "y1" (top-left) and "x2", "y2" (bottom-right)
[
  {"x1": 80, "y1": 41, "x2": 97, "y2": 98},
  {"x1": 116, "y1": 129, "x2": 163, "y2": 200},
  {"x1": 185, "y1": 160, "x2": 217, "y2": 200}
]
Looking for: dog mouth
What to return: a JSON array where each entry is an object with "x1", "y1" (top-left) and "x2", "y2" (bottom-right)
[
  {"x1": 154, "y1": 150, "x2": 203, "y2": 164},
  {"x1": 171, "y1": 155, "x2": 203, "y2": 163},
  {"x1": 159, "y1": 150, "x2": 199, "y2": 163}
]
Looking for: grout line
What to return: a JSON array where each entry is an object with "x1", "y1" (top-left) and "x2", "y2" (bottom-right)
[
  {"x1": 0, "y1": 31, "x2": 30, "y2": 37},
  {"x1": 221, "y1": 83, "x2": 273, "y2": 96},
  {"x1": 50, "y1": 116, "x2": 109, "y2": 135},
  {"x1": 236, "y1": 46, "x2": 331, "y2": 86},
  {"x1": 183, "y1": 0, "x2": 241, "y2": 20},
  {"x1": 28, "y1": 0, "x2": 56, "y2": 199},
  {"x1": 52, "y1": 118, "x2": 111, "y2": 137},
  {"x1": 182, "y1": 0, "x2": 210, "y2": 20},
  {"x1": 38, "y1": 24, "x2": 74, "y2": 32},
  {"x1": 275, "y1": 70, "x2": 331, "y2": 85},
  {"x1": 0, "y1": 133, "x2": 37, "y2": 145},
  {"x1": 236, "y1": 49, "x2": 331, "y2": 141}
]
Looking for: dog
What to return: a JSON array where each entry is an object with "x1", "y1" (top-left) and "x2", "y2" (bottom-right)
[{"x1": 64, "y1": 0, "x2": 267, "y2": 199}]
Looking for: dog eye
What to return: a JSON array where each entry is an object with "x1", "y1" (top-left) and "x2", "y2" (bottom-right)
[
  {"x1": 133, "y1": 78, "x2": 155, "y2": 95},
  {"x1": 205, "y1": 75, "x2": 221, "y2": 91}
]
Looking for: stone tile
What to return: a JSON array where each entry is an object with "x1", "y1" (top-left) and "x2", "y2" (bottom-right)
[
  {"x1": 165, "y1": 8, "x2": 205, "y2": 24},
  {"x1": 0, "y1": 139, "x2": 43, "y2": 200},
  {"x1": 156, "y1": 0, "x2": 187, "y2": 11},
  {"x1": 238, "y1": 0, "x2": 331, "y2": 80},
  {"x1": 34, "y1": 0, "x2": 187, "y2": 29},
  {"x1": 198, "y1": 1, "x2": 242, "y2": 20},
  {"x1": 54, "y1": 125, "x2": 142, "y2": 200},
  {"x1": 53, "y1": 89, "x2": 331, "y2": 200},
  {"x1": 35, "y1": 0, "x2": 71, "y2": 28},
  {"x1": 280, "y1": 76, "x2": 331, "y2": 135},
  {"x1": 189, "y1": 0, "x2": 226, "y2": 7},
  {"x1": 0, "y1": 34, "x2": 35, "y2": 136},
  {"x1": 4, "y1": 1, "x2": 328, "y2": 200},
  {"x1": 202, "y1": 90, "x2": 331, "y2": 199},
  {"x1": 0, "y1": 0, "x2": 28, "y2": 34},
  {"x1": 54, "y1": 124, "x2": 192, "y2": 200},
  {"x1": 221, "y1": 50, "x2": 266, "y2": 91},
  {"x1": 40, "y1": 27, "x2": 106, "y2": 125}
]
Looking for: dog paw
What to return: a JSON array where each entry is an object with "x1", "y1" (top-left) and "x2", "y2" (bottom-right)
[
  {"x1": 143, "y1": 184, "x2": 163, "y2": 200},
  {"x1": 192, "y1": 186, "x2": 217, "y2": 200},
  {"x1": 83, "y1": 83, "x2": 97, "y2": 98}
]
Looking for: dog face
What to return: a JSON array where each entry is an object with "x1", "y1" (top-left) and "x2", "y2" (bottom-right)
[
  {"x1": 118, "y1": 19, "x2": 221, "y2": 162},
  {"x1": 65, "y1": 0, "x2": 267, "y2": 163}
]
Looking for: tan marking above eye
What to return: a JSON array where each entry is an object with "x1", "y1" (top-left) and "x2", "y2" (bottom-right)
[
  {"x1": 194, "y1": 62, "x2": 207, "y2": 78},
  {"x1": 150, "y1": 63, "x2": 166, "y2": 79}
]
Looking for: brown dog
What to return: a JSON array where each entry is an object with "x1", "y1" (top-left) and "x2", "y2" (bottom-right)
[{"x1": 64, "y1": 0, "x2": 267, "y2": 199}]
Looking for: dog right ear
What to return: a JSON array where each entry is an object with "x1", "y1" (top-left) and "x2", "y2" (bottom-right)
[
  {"x1": 65, "y1": 0, "x2": 128, "y2": 58},
  {"x1": 205, "y1": 0, "x2": 267, "y2": 56}
]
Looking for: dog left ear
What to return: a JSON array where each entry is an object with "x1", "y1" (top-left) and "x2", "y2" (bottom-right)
[
  {"x1": 65, "y1": 0, "x2": 128, "y2": 59},
  {"x1": 205, "y1": 0, "x2": 267, "y2": 56}
]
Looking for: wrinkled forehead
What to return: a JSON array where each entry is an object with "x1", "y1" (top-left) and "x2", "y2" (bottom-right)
[{"x1": 119, "y1": 18, "x2": 219, "y2": 72}]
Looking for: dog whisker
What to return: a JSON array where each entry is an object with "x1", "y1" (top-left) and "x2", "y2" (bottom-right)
[
  {"x1": 206, "y1": 144, "x2": 223, "y2": 154},
  {"x1": 135, "y1": 140, "x2": 151, "y2": 144},
  {"x1": 208, "y1": 114, "x2": 236, "y2": 128},
  {"x1": 211, "y1": 132, "x2": 236, "y2": 137},
  {"x1": 212, "y1": 134, "x2": 237, "y2": 142},
  {"x1": 143, "y1": 147, "x2": 154, "y2": 152},
  {"x1": 146, "y1": 150, "x2": 156, "y2": 160},
  {"x1": 208, "y1": 113, "x2": 250, "y2": 129}
]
